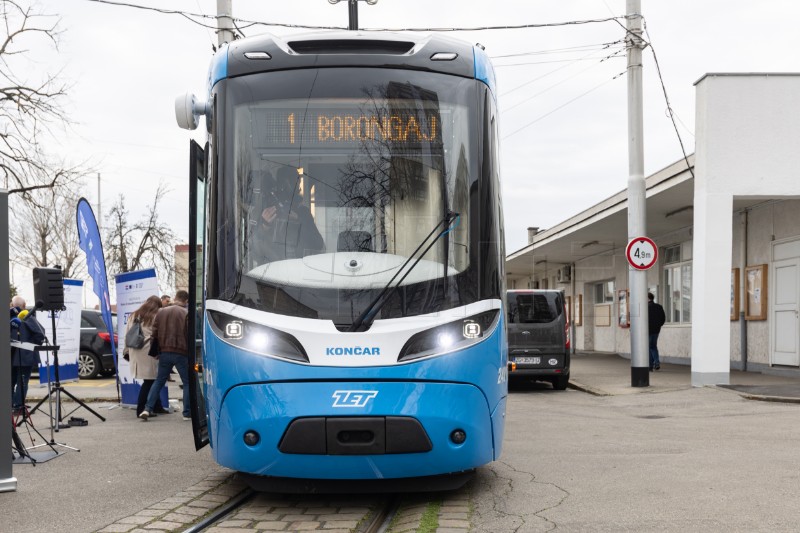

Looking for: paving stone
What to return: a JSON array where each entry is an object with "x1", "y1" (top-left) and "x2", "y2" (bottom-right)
[
  {"x1": 199, "y1": 493, "x2": 231, "y2": 504},
  {"x1": 438, "y1": 519, "x2": 470, "y2": 528},
  {"x1": 161, "y1": 513, "x2": 197, "y2": 524},
  {"x1": 116, "y1": 515, "x2": 153, "y2": 525},
  {"x1": 282, "y1": 514, "x2": 316, "y2": 522},
  {"x1": 185, "y1": 499, "x2": 220, "y2": 510},
  {"x1": 204, "y1": 528, "x2": 253, "y2": 533},
  {"x1": 439, "y1": 505, "x2": 468, "y2": 513},
  {"x1": 317, "y1": 513, "x2": 366, "y2": 521},
  {"x1": 161, "y1": 497, "x2": 192, "y2": 504},
  {"x1": 135, "y1": 510, "x2": 166, "y2": 518},
  {"x1": 272, "y1": 506, "x2": 300, "y2": 515},
  {"x1": 172, "y1": 505, "x2": 208, "y2": 517},
  {"x1": 436, "y1": 529, "x2": 470, "y2": 533},
  {"x1": 252, "y1": 521, "x2": 289, "y2": 531},
  {"x1": 143, "y1": 521, "x2": 182, "y2": 530},
  {"x1": 439, "y1": 512, "x2": 469, "y2": 520},
  {"x1": 215, "y1": 519, "x2": 253, "y2": 528},
  {"x1": 303, "y1": 506, "x2": 338, "y2": 513},
  {"x1": 97, "y1": 524, "x2": 138, "y2": 533},
  {"x1": 286, "y1": 521, "x2": 322, "y2": 530},
  {"x1": 233, "y1": 511, "x2": 282, "y2": 521},
  {"x1": 148, "y1": 502, "x2": 181, "y2": 511},
  {"x1": 322, "y1": 520, "x2": 359, "y2": 529}
]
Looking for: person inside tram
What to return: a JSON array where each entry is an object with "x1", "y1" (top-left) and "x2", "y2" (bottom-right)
[{"x1": 251, "y1": 165, "x2": 325, "y2": 264}]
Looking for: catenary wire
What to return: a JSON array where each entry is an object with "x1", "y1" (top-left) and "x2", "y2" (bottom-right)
[
  {"x1": 643, "y1": 21, "x2": 695, "y2": 178},
  {"x1": 499, "y1": 43, "x2": 621, "y2": 97},
  {"x1": 501, "y1": 48, "x2": 625, "y2": 114},
  {"x1": 502, "y1": 70, "x2": 627, "y2": 140}
]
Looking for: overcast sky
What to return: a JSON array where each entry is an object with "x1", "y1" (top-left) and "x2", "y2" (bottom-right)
[{"x1": 11, "y1": 0, "x2": 800, "y2": 300}]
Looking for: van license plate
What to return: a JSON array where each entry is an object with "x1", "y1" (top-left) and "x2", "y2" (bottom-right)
[{"x1": 515, "y1": 356, "x2": 541, "y2": 364}]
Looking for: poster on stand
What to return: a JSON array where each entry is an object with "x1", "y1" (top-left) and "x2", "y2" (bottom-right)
[
  {"x1": 115, "y1": 269, "x2": 168, "y2": 409},
  {"x1": 37, "y1": 278, "x2": 82, "y2": 384}
]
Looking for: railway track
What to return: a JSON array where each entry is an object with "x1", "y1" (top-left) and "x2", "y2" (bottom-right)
[{"x1": 181, "y1": 490, "x2": 399, "y2": 533}]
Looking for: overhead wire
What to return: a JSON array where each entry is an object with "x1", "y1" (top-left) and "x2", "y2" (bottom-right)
[
  {"x1": 491, "y1": 40, "x2": 624, "y2": 59},
  {"x1": 499, "y1": 42, "x2": 622, "y2": 97},
  {"x1": 643, "y1": 20, "x2": 695, "y2": 179},
  {"x1": 502, "y1": 70, "x2": 627, "y2": 140},
  {"x1": 501, "y1": 47, "x2": 625, "y2": 114}
]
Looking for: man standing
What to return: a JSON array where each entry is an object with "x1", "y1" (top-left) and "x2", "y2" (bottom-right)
[
  {"x1": 648, "y1": 293, "x2": 666, "y2": 371},
  {"x1": 10, "y1": 296, "x2": 45, "y2": 412},
  {"x1": 140, "y1": 290, "x2": 190, "y2": 421}
]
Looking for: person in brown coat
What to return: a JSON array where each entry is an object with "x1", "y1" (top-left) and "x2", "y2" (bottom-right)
[
  {"x1": 140, "y1": 290, "x2": 190, "y2": 421},
  {"x1": 125, "y1": 295, "x2": 166, "y2": 416}
]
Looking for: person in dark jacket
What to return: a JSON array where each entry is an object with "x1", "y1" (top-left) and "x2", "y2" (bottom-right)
[
  {"x1": 250, "y1": 166, "x2": 325, "y2": 264},
  {"x1": 648, "y1": 293, "x2": 666, "y2": 371},
  {"x1": 10, "y1": 297, "x2": 46, "y2": 412},
  {"x1": 140, "y1": 290, "x2": 190, "y2": 421}
]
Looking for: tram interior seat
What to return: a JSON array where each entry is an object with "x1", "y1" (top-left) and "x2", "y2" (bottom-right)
[{"x1": 337, "y1": 230, "x2": 374, "y2": 252}]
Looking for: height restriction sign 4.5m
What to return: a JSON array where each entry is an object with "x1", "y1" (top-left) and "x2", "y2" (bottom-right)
[{"x1": 626, "y1": 237, "x2": 658, "y2": 270}]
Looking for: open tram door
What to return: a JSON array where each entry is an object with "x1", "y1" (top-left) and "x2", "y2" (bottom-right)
[{"x1": 187, "y1": 139, "x2": 210, "y2": 450}]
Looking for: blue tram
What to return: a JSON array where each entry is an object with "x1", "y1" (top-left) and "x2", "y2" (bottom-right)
[{"x1": 176, "y1": 30, "x2": 507, "y2": 490}]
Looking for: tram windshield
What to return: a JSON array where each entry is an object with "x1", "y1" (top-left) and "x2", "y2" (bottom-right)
[{"x1": 211, "y1": 69, "x2": 484, "y2": 324}]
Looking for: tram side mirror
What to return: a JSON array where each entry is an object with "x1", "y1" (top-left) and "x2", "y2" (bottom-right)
[{"x1": 175, "y1": 92, "x2": 208, "y2": 130}]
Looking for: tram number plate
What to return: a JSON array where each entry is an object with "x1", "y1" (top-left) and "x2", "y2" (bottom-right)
[{"x1": 515, "y1": 356, "x2": 541, "y2": 364}]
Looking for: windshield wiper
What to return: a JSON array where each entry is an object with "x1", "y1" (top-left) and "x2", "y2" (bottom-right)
[{"x1": 348, "y1": 211, "x2": 459, "y2": 332}]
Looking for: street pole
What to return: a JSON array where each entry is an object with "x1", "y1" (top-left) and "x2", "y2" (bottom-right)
[
  {"x1": 97, "y1": 172, "x2": 101, "y2": 234},
  {"x1": 217, "y1": 0, "x2": 235, "y2": 46},
  {"x1": 348, "y1": 0, "x2": 359, "y2": 30},
  {"x1": 0, "y1": 188, "x2": 17, "y2": 492},
  {"x1": 626, "y1": 0, "x2": 649, "y2": 387}
]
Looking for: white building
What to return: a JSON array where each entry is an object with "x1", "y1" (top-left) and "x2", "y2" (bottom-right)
[{"x1": 506, "y1": 73, "x2": 800, "y2": 385}]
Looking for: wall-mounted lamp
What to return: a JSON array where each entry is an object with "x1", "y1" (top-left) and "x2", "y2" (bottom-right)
[{"x1": 580, "y1": 240, "x2": 599, "y2": 249}]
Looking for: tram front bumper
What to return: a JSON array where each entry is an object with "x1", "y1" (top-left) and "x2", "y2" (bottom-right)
[{"x1": 212, "y1": 381, "x2": 495, "y2": 479}]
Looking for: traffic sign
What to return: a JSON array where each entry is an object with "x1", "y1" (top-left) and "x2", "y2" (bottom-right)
[{"x1": 626, "y1": 237, "x2": 658, "y2": 270}]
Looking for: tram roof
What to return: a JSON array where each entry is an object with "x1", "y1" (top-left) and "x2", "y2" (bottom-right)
[{"x1": 208, "y1": 31, "x2": 495, "y2": 94}]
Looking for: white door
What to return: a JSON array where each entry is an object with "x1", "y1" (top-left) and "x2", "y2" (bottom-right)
[{"x1": 771, "y1": 258, "x2": 800, "y2": 366}]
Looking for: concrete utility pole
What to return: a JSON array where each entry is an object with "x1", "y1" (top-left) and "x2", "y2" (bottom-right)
[
  {"x1": 626, "y1": 0, "x2": 649, "y2": 387},
  {"x1": 217, "y1": 0, "x2": 235, "y2": 46},
  {"x1": 0, "y1": 189, "x2": 17, "y2": 492},
  {"x1": 97, "y1": 172, "x2": 101, "y2": 233}
]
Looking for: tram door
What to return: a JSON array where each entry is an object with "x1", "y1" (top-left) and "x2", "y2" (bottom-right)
[
  {"x1": 188, "y1": 140, "x2": 210, "y2": 450},
  {"x1": 771, "y1": 257, "x2": 800, "y2": 367}
]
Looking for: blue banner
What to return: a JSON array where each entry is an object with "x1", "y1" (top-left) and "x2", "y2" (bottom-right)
[{"x1": 76, "y1": 198, "x2": 118, "y2": 370}]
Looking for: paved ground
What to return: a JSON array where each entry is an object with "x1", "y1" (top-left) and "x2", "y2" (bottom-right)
[{"x1": 3, "y1": 353, "x2": 799, "y2": 532}]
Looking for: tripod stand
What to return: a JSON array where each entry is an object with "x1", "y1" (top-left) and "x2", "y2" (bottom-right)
[
  {"x1": 9, "y1": 342, "x2": 59, "y2": 462},
  {"x1": 29, "y1": 311, "x2": 105, "y2": 451}
]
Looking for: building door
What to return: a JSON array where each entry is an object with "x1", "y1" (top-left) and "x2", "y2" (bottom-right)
[{"x1": 771, "y1": 257, "x2": 800, "y2": 367}]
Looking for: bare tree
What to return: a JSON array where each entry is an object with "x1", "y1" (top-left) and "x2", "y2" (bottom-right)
[
  {"x1": 104, "y1": 183, "x2": 177, "y2": 291},
  {"x1": 9, "y1": 185, "x2": 84, "y2": 278},
  {"x1": 0, "y1": 0, "x2": 86, "y2": 195}
]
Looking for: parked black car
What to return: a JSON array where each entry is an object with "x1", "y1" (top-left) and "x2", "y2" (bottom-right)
[{"x1": 79, "y1": 309, "x2": 118, "y2": 379}]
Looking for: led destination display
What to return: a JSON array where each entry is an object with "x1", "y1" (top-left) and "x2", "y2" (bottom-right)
[{"x1": 253, "y1": 107, "x2": 443, "y2": 148}]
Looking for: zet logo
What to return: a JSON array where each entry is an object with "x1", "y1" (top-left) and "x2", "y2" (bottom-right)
[{"x1": 331, "y1": 390, "x2": 378, "y2": 408}]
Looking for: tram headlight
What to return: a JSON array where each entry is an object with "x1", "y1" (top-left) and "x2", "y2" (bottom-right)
[
  {"x1": 398, "y1": 310, "x2": 499, "y2": 362},
  {"x1": 208, "y1": 310, "x2": 309, "y2": 363}
]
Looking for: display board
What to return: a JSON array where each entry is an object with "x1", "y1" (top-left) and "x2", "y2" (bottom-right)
[{"x1": 37, "y1": 278, "x2": 82, "y2": 385}]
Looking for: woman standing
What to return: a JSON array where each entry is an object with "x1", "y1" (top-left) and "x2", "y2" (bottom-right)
[{"x1": 126, "y1": 295, "x2": 167, "y2": 416}]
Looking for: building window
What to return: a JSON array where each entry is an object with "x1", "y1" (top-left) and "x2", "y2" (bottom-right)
[
  {"x1": 593, "y1": 280, "x2": 614, "y2": 304},
  {"x1": 663, "y1": 243, "x2": 692, "y2": 323}
]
